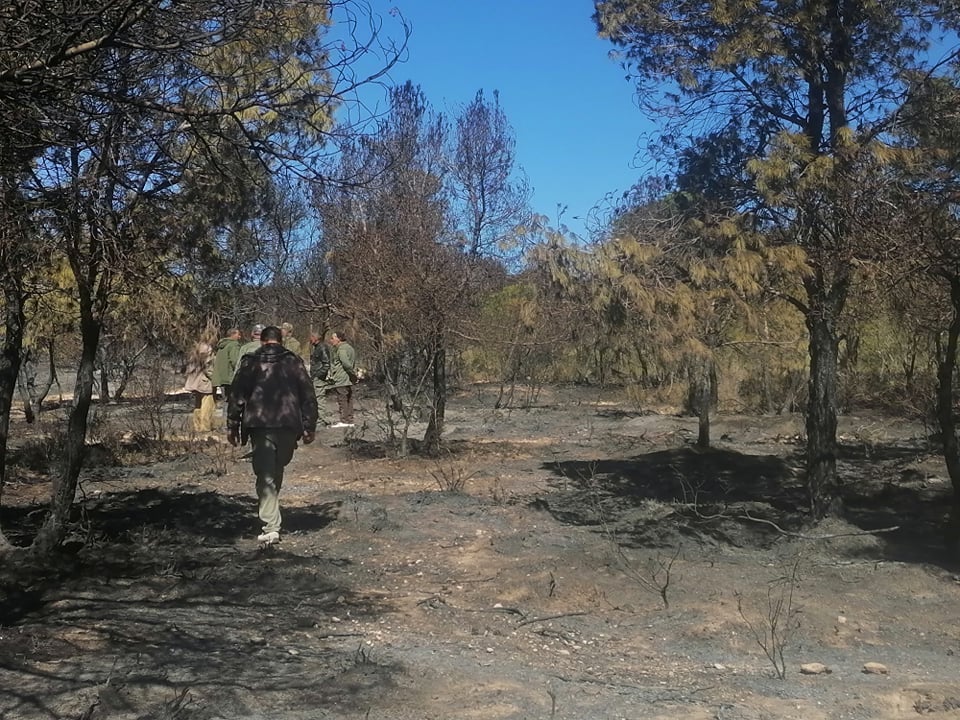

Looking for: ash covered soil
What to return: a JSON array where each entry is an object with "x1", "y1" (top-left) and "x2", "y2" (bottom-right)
[{"x1": 2, "y1": 384, "x2": 960, "y2": 720}]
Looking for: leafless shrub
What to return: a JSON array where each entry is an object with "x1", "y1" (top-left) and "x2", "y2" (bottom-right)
[
  {"x1": 354, "y1": 642, "x2": 374, "y2": 665},
  {"x1": 547, "y1": 687, "x2": 558, "y2": 718},
  {"x1": 197, "y1": 439, "x2": 230, "y2": 477},
  {"x1": 429, "y1": 454, "x2": 477, "y2": 493},
  {"x1": 735, "y1": 555, "x2": 803, "y2": 680},
  {"x1": 580, "y1": 463, "x2": 681, "y2": 609},
  {"x1": 351, "y1": 492, "x2": 362, "y2": 524},
  {"x1": 125, "y1": 358, "x2": 178, "y2": 444},
  {"x1": 153, "y1": 687, "x2": 194, "y2": 720},
  {"x1": 488, "y1": 476, "x2": 508, "y2": 505},
  {"x1": 611, "y1": 543, "x2": 681, "y2": 610},
  {"x1": 127, "y1": 524, "x2": 170, "y2": 549},
  {"x1": 10, "y1": 430, "x2": 62, "y2": 472}
]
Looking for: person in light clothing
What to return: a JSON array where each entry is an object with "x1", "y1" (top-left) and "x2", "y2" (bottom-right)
[{"x1": 183, "y1": 340, "x2": 215, "y2": 433}]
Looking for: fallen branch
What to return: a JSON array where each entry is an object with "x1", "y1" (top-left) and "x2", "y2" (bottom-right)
[
  {"x1": 736, "y1": 512, "x2": 899, "y2": 540},
  {"x1": 687, "y1": 503, "x2": 899, "y2": 539}
]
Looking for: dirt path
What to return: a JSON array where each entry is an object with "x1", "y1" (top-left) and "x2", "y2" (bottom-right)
[{"x1": 2, "y1": 386, "x2": 959, "y2": 719}]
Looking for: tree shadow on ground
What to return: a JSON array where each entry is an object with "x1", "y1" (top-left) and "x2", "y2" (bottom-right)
[
  {"x1": 0, "y1": 487, "x2": 341, "y2": 548},
  {"x1": 0, "y1": 488, "x2": 399, "y2": 720},
  {"x1": 541, "y1": 446, "x2": 805, "y2": 548},
  {"x1": 833, "y1": 439, "x2": 953, "y2": 566},
  {"x1": 835, "y1": 444, "x2": 956, "y2": 566},
  {"x1": 544, "y1": 446, "x2": 805, "y2": 510},
  {"x1": 0, "y1": 544, "x2": 401, "y2": 720},
  {"x1": 541, "y1": 442, "x2": 957, "y2": 566},
  {"x1": 836, "y1": 440, "x2": 930, "y2": 463},
  {"x1": 343, "y1": 438, "x2": 392, "y2": 459}
]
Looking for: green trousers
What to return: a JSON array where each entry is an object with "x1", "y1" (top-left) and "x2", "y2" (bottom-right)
[
  {"x1": 314, "y1": 379, "x2": 333, "y2": 426},
  {"x1": 249, "y1": 428, "x2": 299, "y2": 534}
]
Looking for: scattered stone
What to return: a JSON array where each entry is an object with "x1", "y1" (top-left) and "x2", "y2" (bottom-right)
[
  {"x1": 863, "y1": 662, "x2": 889, "y2": 675},
  {"x1": 800, "y1": 663, "x2": 831, "y2": 675}
]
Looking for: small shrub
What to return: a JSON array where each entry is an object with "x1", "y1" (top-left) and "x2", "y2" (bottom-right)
[
  {"x1": 735, "y1": 555, "x2": 803, "y2": 680},
  {"x1": 429, "y1": 456, "x2": 476, "y2": 493},
  {"x1": 126, "y1": 357, "x2": 177, "y2": 443}
]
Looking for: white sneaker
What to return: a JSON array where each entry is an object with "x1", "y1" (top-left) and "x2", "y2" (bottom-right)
[
  {"x1": 257, "y1": 531, "x2": 280, "y2": 545},
  {"x1": 330, "y1": 422, "x2": 355, "y2": 428}
]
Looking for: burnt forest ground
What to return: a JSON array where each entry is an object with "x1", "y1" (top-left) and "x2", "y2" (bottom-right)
[{"x1": 1, "y1": 382, "x2": 960, "y2": 720}]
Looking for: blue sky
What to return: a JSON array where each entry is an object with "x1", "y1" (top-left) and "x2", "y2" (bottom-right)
[{"x1": 351, "y1": 1, "x2": 658, "y2": 239}]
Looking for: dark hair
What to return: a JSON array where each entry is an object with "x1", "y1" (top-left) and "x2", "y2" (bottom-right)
[
  {"x1": 260, "y1": 325, "x2": 282, "y2": 342},
  {"x1": 331, "y1": 330, "x2": 346, "y2": 341}
]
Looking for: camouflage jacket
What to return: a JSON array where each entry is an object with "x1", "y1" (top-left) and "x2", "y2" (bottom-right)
[{"x1": 228, "y1": 343, "x2": 318, "y2": 436}]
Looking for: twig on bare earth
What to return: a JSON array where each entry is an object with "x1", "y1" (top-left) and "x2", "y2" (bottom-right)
[
  {"x1": 416, "y1": 595, "x2": 527, "y2": 618},
  {"x1": 650, "y1": 685, "x2": 717, "y2": 702},
  {"x1": 314, "y1": 632, "x2": 365, "y2": 639},
  {"x1": 517, "y1": 611, "x2": 589, "y2": 628},
  {"x1": 550, "y1": 671, "x2": 715, "y2": 697}
]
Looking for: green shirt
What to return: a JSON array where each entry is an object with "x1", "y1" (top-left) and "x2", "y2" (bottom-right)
[
  {"x1": 326, "y1": 341, "x2": 357, "y2": 387},
  {"x1": 210, "y1": 337, "x2": 241, "y2": 387},
  {"x1": 234, "y1": 339, "x2": 261, "y2": 379},
  {"x1": 284, "y1": 336, "x2": 302, "y2": 356}
]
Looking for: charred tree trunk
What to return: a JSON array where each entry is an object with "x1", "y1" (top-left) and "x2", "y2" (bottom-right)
[
  {"x1": 17, "y1": 344, "x2": 42, "y2": 422},
  {"x1": 380, "y1": 350, "x2": 411, "y2": 457},
  {"x1": 423, "y1": 337, "x2": 446, "y2": 456},
  {"x1": 687, "y1": 358, "x2": 716, "y2": 448},
  {"x1": 936, "y1": 276, "x2": 960, "y2": 554},
  {"x1": 31, "y1": 136, "x2": 108, "y2": 554},
  {"x1": 32, "y1": 298, "x2": 102, "y2": 554},
  {"x1": 97, "y1": 348, "x2": 111, "y2": 404},
  {"x1": 0, "y1": 285, "x2": 27, "y2": 551},
  {"x1": 17, "y1": 371, "x2": 34, "y2": 423},
  {"x1": 495, "y1": 319, "x2": 525, "y2": 409},
  {"x1": 697, "y1": 404, "x2": 710, "y2": 448},
  {"x1": 804, "y1": 274, "x2": 848, "y2": 519},
  {"x1": 21, "y1": 340, "x2": 58, "y2": 420},
  {"x1": 37, "y1": 339, "x2": 57, "y2": 410}
]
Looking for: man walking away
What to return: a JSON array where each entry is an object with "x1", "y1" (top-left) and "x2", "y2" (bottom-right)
[
  {"x1": 211, "y1": 327, "x2": 242, "y2": 415},
  {"x1": 309, "y1": 330, "x2": 334, "y2": 427},
  {"x1": 327, "y1": 331, "x2": 358, "y2": 428},
  {"x1": 227, "y1": 325, "x2": 318, "y2": 545}
]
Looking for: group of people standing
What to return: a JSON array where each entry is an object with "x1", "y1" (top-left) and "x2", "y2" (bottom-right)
[
  {"x1": 183, "y1": 322, "x2": 360, "y2": 545},
  {"x1": 183, "y1": 323, "x2": 359, "y2": 434}
]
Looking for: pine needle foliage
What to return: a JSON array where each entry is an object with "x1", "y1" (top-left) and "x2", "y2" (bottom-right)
[{"x1": 594, "y1": 0, "x2": 960, "y2": 517}]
